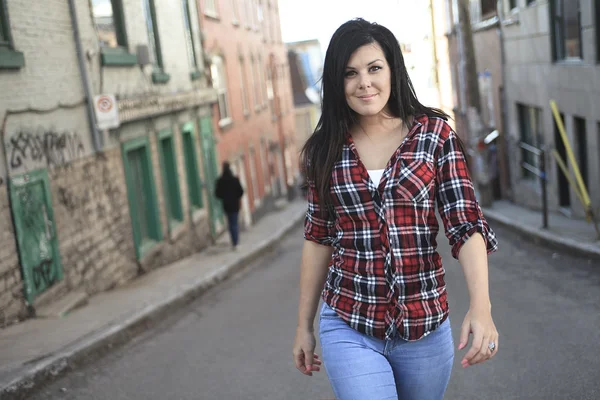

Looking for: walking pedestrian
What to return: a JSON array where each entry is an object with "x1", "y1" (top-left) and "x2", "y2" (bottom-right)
[
  {"x1": 215, "y1": 162, "x2": 244, "y2": 250},
  {"x1": 292, "y1": 19, "x2": 499, "y2": 400}
]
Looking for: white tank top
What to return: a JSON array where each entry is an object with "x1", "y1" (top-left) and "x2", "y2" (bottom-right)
[{"x1": 367, "y1": 169, "x2": 385, "y2": 186}]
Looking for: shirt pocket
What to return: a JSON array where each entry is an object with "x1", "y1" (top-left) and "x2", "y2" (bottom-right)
[{"x1": 394, "y1": 159, "x2": 436, "y2": 203}]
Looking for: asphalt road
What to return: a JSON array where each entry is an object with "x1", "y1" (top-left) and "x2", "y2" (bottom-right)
[{"x1": 31, "y1": 224, "x2": 600, "y2": 400}]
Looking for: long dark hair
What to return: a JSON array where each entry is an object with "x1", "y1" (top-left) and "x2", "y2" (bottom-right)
[{"x1": 300, "y1": 18, "x2": 450, "y2": 210}]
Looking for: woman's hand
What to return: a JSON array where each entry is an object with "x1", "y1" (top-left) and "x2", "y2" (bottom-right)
[
  {"x1": 458, "y1": 306, "x2": 499, "y2": 368},
  {"x1": 293, "y1": 327, "x2": 322, "y2": 376}
]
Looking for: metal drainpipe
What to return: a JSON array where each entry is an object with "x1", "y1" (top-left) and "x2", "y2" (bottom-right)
[
  {"x1": 497, "y1": 0, "x2": 512, "y2": 199},
  {"x1": 67, "y1": 0, "x2": 102, "y2": 152}
]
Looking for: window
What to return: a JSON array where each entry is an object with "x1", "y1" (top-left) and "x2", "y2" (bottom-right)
[
  {"x1": 91, "y1": 0, "x2": 137, "y2": 65},
  {"x1": 210, "y1": 56, "x2": 232, "y2": 125},
  {"x1": 481, "y1": 0, "x2": 496, "y2": 16},
  {"x1": 143, "y1": 0, "x2": 169, "y2": 82},
  {"x1": 239, "y1": 58, "x2": 250, "y2": 115},
  {"x1": 551, "y1": 0, "x2": 582, "y2": 60},
  {"x1": 527, "y1": 0, "x2": 535, "y2": 4},
  {"x1": 509, "y1": 0, "x2": 517, "y2": 9},
  {"x1": 250, "y1": 55, "x2": 260, "y2": 111},
  {"x1": 478, "y1": 71, "x2": 495, "y2": 128},
  {"x1": 182, "y1": 0, "x2": 199, "y2": 73},
  {"x1": 92, "y1": 0, "x2": 127, "y2": 48},
  {"x1": 122, "y1": 137, "x2": 162, "y2": 259},
  {"x1": 517, "y1": 104, "x2": 544, "y2": 179},
  {"x1": 0, "y1": 0, "x2": 24, "y2": 69},
  {"x1": 0, "y1": 2, "x2": 6, "y2": 47},
  {"x1": 204, "y1": 0, "x2": 218, "y2": 17},
  {"x1": 181, "y1": 123, "x2": 204, "y2": 210},
  {"x1": 267, "y1": 68, "x2": 275, "y2": 118},
  {"x1": 231, "y1": 0, "x2": 240, "y2": 24},
  {"x1": 574, "y1": 116, "x2": 588, "y2": 187},
  {"x1": 244, "y1": 0, "x2": 252, "y2": 29},
  {"x1": 158, "y1": 129, "x2": 184, "y2": 227},
  {"x1": 259, "y1": 55, "x2": 267, "y2": 107}
]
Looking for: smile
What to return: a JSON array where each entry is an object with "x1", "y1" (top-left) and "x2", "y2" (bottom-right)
[{"x1": 358, "y1": 94, "x2": 378, "y2": 100}]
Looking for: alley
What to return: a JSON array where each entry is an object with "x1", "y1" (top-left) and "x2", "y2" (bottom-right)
[{"x1": 30, "y1": 224, "x2": 600, "y2": 400}]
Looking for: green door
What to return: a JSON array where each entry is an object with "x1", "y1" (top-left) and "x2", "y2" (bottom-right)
[
  {"x1": 10, "y1": 170, "x2": 63, "y2": 304},
  {"x1": 199, "y1": 116, "x2": 223, "y2": 235}
]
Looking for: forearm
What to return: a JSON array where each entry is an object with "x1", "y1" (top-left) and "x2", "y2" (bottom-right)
[
  {"x1": 457, "y1": 233, "x2": 491, "y2": 311},
  {"x1": 297, "y1": 240, "x2": 333, "y2": 332}
]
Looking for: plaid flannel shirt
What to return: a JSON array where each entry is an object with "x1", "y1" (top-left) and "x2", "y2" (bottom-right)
[{"x1": 304, "y1": 115, "x2": 498, "y2": 341}]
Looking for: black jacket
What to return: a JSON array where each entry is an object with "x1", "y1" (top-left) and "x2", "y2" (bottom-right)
[{"x1": 215, "y1": 175, "x2": 244, "y2": 213}]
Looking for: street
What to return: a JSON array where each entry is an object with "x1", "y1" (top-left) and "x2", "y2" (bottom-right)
[{"x1": 30, "y1": 224, "x2": 600, "y2": 400}]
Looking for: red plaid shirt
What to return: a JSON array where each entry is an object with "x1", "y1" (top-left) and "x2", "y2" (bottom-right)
[{"x1": 304, "y1": 115, "x2": 498, "y2": 341}]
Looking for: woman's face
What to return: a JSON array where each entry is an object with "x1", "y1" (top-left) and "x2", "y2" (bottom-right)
[{"x1": 344, "y1": 43, "x2": 391, "y2": 118}]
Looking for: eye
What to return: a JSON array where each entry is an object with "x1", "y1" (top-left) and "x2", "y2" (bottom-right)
[
  {"x1": 344, "y1": 70, "x2": 357, "y2": 78},
  {"x1": 370, "y1": 66, "x2": 382, "y2": 72}
]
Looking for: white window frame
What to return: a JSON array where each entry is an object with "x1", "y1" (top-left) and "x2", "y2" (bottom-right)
[
  {"x1": 231, "y1": 0, "x2": 240, "y2": 25},
  {"x1": 204, "y1": 0, "x2": 219, "y2": 18},
  {"x1": 239, "y1": 57, "x2": 250, "y2": 116},
  {"x1": 210, "y1": 56, "x2": 232, "y2": 127}
]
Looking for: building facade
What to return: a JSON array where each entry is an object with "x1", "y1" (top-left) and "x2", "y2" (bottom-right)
[
  {"x1": 286, "y1": 40, "x2": 322, "y2": 158},
  {"x1": 440, "y1": 0, "x2": 511, "y2": 200},
  {"x1": 0, "y1": 0, "x2": 217, "y2": 326},
  {"x1": 501, "y1": 0, "x2": 600, "y2": 219},
  {"x1": 197, "y1": 0, "x2": 297, "y2": 227}
]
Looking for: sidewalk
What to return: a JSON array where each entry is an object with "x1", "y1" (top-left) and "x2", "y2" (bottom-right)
[
  {"x1": 482, "y1": 200, "x2": 600, "y2": 261},
  {"x1": 0, "y1": 200, "x2": 307, "y2": 400}
]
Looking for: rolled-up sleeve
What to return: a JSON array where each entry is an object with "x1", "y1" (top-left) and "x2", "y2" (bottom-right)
[
  {"x1": 304, "y1": 182, "x2": 336, "y2": 246},
  {"x1": 435, "y1": 130, "x2": 498, "y2": 259}
]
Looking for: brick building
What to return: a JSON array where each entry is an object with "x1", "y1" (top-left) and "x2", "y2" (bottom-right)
[
  {"x1": 0, "y1": 0, "x2": 217, "y2": 326},
  {"x1": 197, "y1": 0, "x2": 297, "y2": 227}
]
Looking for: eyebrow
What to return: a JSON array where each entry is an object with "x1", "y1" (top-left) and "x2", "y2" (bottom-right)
[{"x1": 346, "y1": 59, "x2": 383, "y2": 70}]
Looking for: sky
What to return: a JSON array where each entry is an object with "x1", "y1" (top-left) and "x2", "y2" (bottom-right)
[{"x1": 279, "y1": 0, "x2": 431, "y2": 53}]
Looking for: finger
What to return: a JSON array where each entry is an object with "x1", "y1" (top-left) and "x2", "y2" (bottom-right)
[
  {"x1": 489, "y1": 335, "x2": 499, "y2": 359},
  {"x1": 294, "y1": 350, "x2": 307, "y2": 373},
  {"x1": 458, "y1": 319, "x2": 470, "y2": 350},
  {"x1": 462, "y1": 331, "x2": 483, "y2": 367},
  {"x1": 305, "y1": 351, "x2": 315, "y2": 376},
  {"x1": 471, "y1": 335, "x2": 491, "y2": 365}
]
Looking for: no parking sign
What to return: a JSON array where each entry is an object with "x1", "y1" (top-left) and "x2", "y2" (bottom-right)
[{"x1": 94, "y1": 94, "x2": 120, "y2": 130}]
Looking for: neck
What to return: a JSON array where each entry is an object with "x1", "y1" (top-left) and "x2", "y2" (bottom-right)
[{"x1": 356, "y1": 112, "x2": 403, "y2": 138}]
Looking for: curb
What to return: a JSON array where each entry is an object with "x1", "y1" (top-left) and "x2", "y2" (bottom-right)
[
  {"x1": 0, "y1": 209, "x2": 306, "y2": 400},
  {"x1": 483, "y1": 208, "x2": 600, "y2": 261}
]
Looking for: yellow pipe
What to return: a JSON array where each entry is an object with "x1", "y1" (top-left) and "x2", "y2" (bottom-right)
[
  {"x1": 551, "y1": 150, "x2": 586, "y2": 207},
  {"x1": 549, "y1": 100, "x2": 591, "y2": 207}
]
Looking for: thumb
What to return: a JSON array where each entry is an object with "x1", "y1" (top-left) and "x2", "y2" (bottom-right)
[
  {"x1": 305, "y1": 350, "x2": 314, "y2": 371},
  {"x1": 459, "y1": 319, "x2": 470, "y2": 350}
]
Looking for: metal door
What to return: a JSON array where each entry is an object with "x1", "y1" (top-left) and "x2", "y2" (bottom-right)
[
  {"x1": 199, "y1": 116, "x2": 223, "y2": 235},
  {"x1": 10, "y1": 170, "x2": 63, "y2": 304}
]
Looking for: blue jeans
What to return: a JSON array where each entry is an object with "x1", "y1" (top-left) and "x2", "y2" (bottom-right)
[
  {"x1": 226, "y1": 212, "x2": 239, "y2": 246},
  {"x1": 319, "y1": 303, "x2": 454, "y2": 400}
]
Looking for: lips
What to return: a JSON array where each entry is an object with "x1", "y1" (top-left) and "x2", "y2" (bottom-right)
[{"x1": 358, "y1": 94, "x2": 377, "y2": 99}]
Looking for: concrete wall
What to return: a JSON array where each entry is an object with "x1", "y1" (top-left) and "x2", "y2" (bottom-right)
[{"x1": 502, "y1": 0, "x2": 600, "y2": 217}]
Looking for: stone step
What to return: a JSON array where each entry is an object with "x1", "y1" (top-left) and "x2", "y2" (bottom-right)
[{"x1": 36, "y1": 291, "x2": 89, "y2": 318}]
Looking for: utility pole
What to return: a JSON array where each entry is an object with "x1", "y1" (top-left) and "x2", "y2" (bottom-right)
[{"x1": 456, "y1": 0, "x2": 493, "y2": 206}]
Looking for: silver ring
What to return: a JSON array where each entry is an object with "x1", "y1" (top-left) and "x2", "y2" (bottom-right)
[{"x1": 488, "y1": 342, "x2": 496, "y2": 352}]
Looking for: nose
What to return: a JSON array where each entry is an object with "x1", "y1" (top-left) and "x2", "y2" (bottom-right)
[{"x1": 358, "y1": 73, "x2": 371, "y2": 89}]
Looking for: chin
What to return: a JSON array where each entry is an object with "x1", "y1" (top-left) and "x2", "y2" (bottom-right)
[{"x1": 352, "y1": 105, "x2": 386, "y2": 117}]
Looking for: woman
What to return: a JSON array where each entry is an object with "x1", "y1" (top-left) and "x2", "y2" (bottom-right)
[{"x1": 292, "y1": 19, "x2": 499, "y2": 400}]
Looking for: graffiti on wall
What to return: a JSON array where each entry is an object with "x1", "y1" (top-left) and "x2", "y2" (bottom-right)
[
  {"x1": 32, "y1": 259, "x2": 57, "y2": 291},
  {"x1": 7, "y1": 129, "x2": 85, "y2": 169}
]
